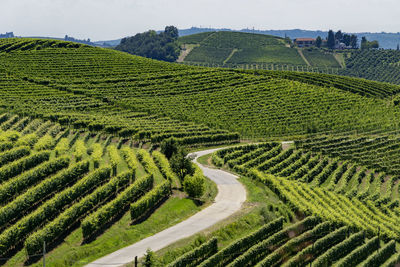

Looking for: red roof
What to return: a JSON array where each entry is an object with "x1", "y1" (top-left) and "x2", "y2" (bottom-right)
[{"x1": 295, "y1": 38, "x2": 316, "y2": 42}]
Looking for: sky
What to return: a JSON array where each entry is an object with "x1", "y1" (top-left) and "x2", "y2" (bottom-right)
[{"x1": 1, "y1": 0, "x2": 399, "y2": 41}]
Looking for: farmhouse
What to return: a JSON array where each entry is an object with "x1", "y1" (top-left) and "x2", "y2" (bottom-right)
[{"x1": 294, "y1": 38, "x2": 316, "y2": 47}]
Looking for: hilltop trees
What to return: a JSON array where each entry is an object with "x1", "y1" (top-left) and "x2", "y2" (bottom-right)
[
  {"x1": 326, "y1": 30, "x2": 358, "y2": 49},
  {"x1": 327, "y1": 30, "x2": 336, "y2": 49},
  {"x1": 116, "y1": 26, "x2": 181, "y2": 62},
  {"x1": 316, "y1": 36, "x2": 322, "y2": 48},
  {"x1": 361, "y1": 36, "x2": 379, "y2": 49}
]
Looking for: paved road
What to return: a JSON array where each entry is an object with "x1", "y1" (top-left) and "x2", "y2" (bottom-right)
[{"x1": 85, "y1": 148, "x2": 246, "y2": 267}]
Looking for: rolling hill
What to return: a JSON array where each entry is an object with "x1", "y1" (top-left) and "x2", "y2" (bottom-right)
[
  {"x1": 2, "y1": 37, "x2": 400, "y2": 266},
  {"x1": 1, "y1": 38, "x2": 398, "y2": 143},
  {"x1": 178, "y1": 31, "x2": 342, "y2": 69}
]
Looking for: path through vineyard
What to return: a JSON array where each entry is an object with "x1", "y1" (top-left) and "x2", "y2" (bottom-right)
[{"x1": 85, "y1": 148, "x2": 247, "y2": 267}]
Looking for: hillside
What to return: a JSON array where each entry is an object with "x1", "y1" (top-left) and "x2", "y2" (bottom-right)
[
  {"x1": 178, "y1": 31, "x2": 341, "y2": 69},
  {"x1": 0, "y1": 113, "x2": 187, "y2": 265},
  {"x1": 340, "y1": 49, "x2": 400, "y2": 85},
  {"x1": 1, "y1": 38, "x2": 398, "y2": 142}
]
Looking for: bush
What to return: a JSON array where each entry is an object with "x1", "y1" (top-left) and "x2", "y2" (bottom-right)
[{"x1": 183, "y1": 167, "x2": 205, "y2": 198}]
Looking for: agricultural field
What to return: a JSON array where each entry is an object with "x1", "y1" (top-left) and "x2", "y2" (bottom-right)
[
  {"x1": 178, "y1": 31, "x2": 342, "y2": 70},
  {"x1": 1, "y1": 38, "x2": 399, "y2": 141},
  {"x1": 2, "y1": 36, "x2": 400, "y2": 266},
  {"x1": 0, "y1": 112, "x2": 205, "y2": 266},
  {"x1": 340, "y1": 49, "x2": 400, "y2": 84}
]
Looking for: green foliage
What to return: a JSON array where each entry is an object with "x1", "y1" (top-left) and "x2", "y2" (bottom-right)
[
  {"x1": 25, "y1": 170, "x2": 132, "y2": 255},
  {"x1": 183, "y1": 167, "x2": 205, "y2": 198},
  {"x1": 0, "y1": 151, "x2": 50, "y2": 184},
  {"x1": 34, "y1": 134, "x2": 54, "y2": 151},
  {"x1": 116, "y1": 26, "x2": 180, "y2": 62},
  {"x1": 170, "y1": 148, "x2": 194, "y2": 181},
  {"x1": 144, "y1": 248, "x2": 157, "y2": 267},
  {"x1": 0, "y1": 156, "x2": 70, "y2": 204},
  {"x1": 0, "y1": 166, "x2": 111, "y2": 255},
  {"x1": 0, "y1": 160, "x2": 89, "y2": 231},
  {"x1": 336, "y1": 237, "x2": 380, "y2": 267},
  {"x1": 0, "y1": 146, "x2": 30, "y2": 168},
  {"x1": 313, "y1": 231, "x2": 365, "y2": 266},
  {"x1": 199, "y1": 217, "x2": 284, "y2": 267},
  {"x1": 360, "y1": 240, "x2": 396, "y2": 267},
  {"x1": 160, "y1": 137, "x2": 178, "y2": 160},
  {"x1": 81, "y1": 173, "x2": 152, "y2": 240},
  {"x1": 74, "y1": 140, "x2": 86, "y2": 161},
  {"x1": 130, "y1": 180, "x2": 171, "y2": 222},
  {"x1": 152, "y1": 150, "x2": 180, "y2": 188},
  {"x1": 167, "y1": 237, "x2": 218, "y2": 267},
  {"x1": 341, "y1": 49, "x2": 400, "y2": 84}
]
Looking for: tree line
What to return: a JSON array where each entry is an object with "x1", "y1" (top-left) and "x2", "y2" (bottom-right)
[{"x1": 116, "y1": 26, "x2": 181, "y2": 62}]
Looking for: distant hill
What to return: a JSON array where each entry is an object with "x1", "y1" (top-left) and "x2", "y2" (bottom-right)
[
  {"x1": 179, "y1": 27, "x2": 400, "y2": 49},
  {"x1": 178, "y1": 31, "x2": 341, "y2": 69}
]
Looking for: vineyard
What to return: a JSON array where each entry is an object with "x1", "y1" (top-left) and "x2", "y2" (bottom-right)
[
  {"x1": 179, "y1": 31, "x2": 341, "y2": 68},
  {"x1": 0, "y1": 113, "x2": 180, "y2": 264},
  {"x1": 165, "y1": 216, "x2": 400, "y2": 267},
  {"x1": 1, "y1": 38, "x2": 400, "y2": 141},
  {"x1": 340, "y1": 49, "x2": 400, "y2": 85},
  {"x1": 211, "y1": 143, "x2": 400, "y2": 239},
  {"x1": 2, "y1": 36, "x2": 400, "y2": 266}
]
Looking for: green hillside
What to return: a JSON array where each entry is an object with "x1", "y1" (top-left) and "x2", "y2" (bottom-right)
[
  {"x1": 3, "y1": 38, "x2": 400, "y2": 266},
  {"x1": 340, "y1": 49, "x2": 400, "y2": 84},
  {"x1": 179, "y1": 31, "x2": 341, "y2": 68},
  {"x1": 0, "y1": 38, "x2": 399, "y2": 142}
]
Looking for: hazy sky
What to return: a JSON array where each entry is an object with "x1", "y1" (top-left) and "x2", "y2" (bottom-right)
[{"x1": 1, "y1": 0, "x2": 399, "y2": 41}]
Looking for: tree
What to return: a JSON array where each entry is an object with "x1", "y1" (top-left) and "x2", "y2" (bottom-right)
[
  {"x1": 143, "y1": 248, "x2": 156, "y2": 267},
  {"x1": 397, "y1": 44, "x2": 400, "y2": 51},
  {"x1": 183, "y1": 171, "x2": 205, "y2": 198},
  {"x1": 316, "y1": 36, "x2": 322, "y2": 48},
  {"x1": 160, "y1": 137, "x2": 178, "y2": 159},
  {"x1": 170, "y1": 148, "x2": 194, "y2": 181},
  {"x1": 327, "y1": 30, "x2": 335, "y2": 49},
  {"x1": 115, "y1": 26, "x2": 180, "y2": 62},
  {"x1": 361, "y1": 36, "x2": 368, "y2": 49},
  {"x1": 335, "y1": 30, "x2": 343, "y2": 42},
  {"x1": 350, "y1": 35, "x2": 358, "y2": 48}
]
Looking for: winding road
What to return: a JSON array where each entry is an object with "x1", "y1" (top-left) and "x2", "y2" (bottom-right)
[{"x1": 85, "y1": 148, "x2": 247, "y2": 267}]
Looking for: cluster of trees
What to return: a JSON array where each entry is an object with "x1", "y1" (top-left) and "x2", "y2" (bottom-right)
[
  {"x1": 161, "y1": 138, "x2": 205, "y2": 198},
  {"x1": 316, "y1": 30, "x2": 358, "y2": 49},
  {"x1": 361, "y1": 37, "x2": 380, "y2": 49},
  {"x1": 116, "y1": 26, "x2": 181, "y2": 62}
]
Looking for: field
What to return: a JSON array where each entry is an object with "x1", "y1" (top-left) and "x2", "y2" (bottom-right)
[
  {"x1": 0, "y1": 112, "x2": 201, "y2": 265},
  {"x1": 179, "y1": 31, "x2": 342, "y2": 70},
  {"x1": 340, "y1": 49, "x2": 400, "y2": 84},
  {"x1": 2, "y1": 37, "x2": 400, "y2": 266},
  {"x1": 1, "y1": 38, "x2": 399, "y2": 141}
]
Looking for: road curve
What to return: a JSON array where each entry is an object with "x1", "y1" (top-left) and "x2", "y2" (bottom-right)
[{"x1": 85, "y1": 147, "x2": 246, "y2": 267}]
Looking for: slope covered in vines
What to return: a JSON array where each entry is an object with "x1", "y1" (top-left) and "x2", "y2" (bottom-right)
[{"x1": 1, "y1": 38, "x2": 399, "y2": 141}]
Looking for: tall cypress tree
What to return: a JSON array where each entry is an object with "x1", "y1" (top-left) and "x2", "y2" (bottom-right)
[{"x1": 327, "y1": 30, "x2": 335, "y2": 49}]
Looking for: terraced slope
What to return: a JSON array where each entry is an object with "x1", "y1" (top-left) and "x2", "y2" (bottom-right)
[
  {"x1": 0, "y1": 113, "x2": 175, "y2": 263},
  {"x1": 1, "y1": 38, "x2": 400, "y2": 141}
]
